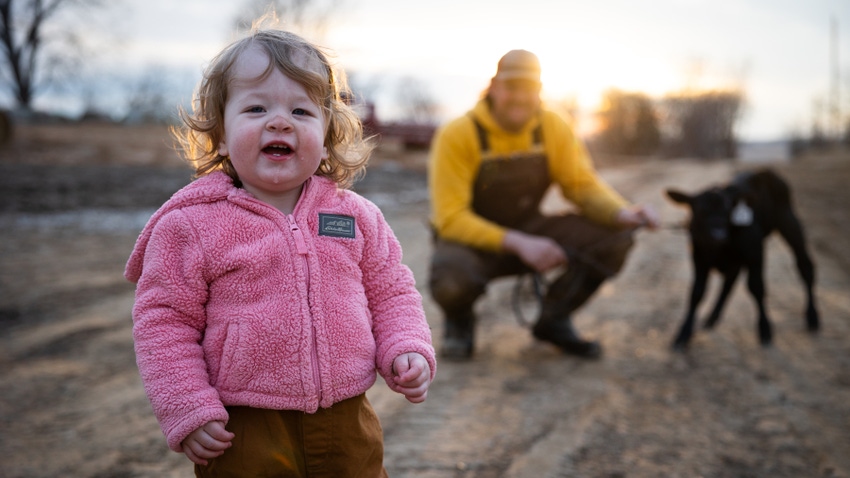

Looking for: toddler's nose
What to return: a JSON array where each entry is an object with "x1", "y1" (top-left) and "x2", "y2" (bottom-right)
[{"x1": 266, "y1": 114, "x2": 292, "y2": 131}]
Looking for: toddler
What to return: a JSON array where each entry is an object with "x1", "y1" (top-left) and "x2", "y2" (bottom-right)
[{"x1": 125, "y1": 27, "x2": 435, "y2": 477}]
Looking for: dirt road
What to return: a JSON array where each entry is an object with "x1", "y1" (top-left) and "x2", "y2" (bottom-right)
[{"x1": 1, "y1": 124, "x2": 849, "y2": 477}]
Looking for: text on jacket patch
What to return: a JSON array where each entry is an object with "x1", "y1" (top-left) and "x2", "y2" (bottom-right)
[{"x1": 318, "y1": 213, "x2": 356, "y2": 239}]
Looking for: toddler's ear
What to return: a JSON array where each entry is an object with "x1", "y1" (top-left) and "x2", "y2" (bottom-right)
[
  {"x1": 218, "y1": 140, "x2": 229, "y2": 158},
  {"x1": 322, "y1": 146, "x2": 328, "y2": 160}
]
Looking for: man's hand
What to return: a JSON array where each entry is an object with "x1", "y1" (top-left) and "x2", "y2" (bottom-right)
[
  {"x1": 502, "y1": 230, "x2": 567, "y2": 273},
  {"x1": 617, "y1": 204, "x2": 660, "y2": 230},
  {"x1": 181, "y1": 420, "x2": 235, "y2": 466}
]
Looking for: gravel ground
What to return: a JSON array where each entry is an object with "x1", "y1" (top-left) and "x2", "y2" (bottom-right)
[{"x1": 1, "y1": 123, "x2": 849, "y2": 477}]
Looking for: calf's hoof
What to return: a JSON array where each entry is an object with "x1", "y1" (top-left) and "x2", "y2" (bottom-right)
[
  {"x1": 758, "y1": 325, "x2": 773, "y2": 346},
  {"x1": 806, "y1": 308, "x2": 820, "y2": 332},
  {"x1": 671, "y1": 339, "x2": 689, "y2": 352},
  {"x1": 671, "y1": 329, "x2": 693, "y2": 352}
]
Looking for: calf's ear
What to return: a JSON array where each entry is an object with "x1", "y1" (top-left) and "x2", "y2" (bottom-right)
[{"x1": 666, "y1": 189, "x2": 692, "y2": 205}]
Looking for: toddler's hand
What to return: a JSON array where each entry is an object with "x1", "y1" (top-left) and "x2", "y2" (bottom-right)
[
  {"x1": 181, "y1": 420, "x2": 235, "y2": 465},
  {"x1": 392, "y1": 352, "x2": 431, "y2": 403}
]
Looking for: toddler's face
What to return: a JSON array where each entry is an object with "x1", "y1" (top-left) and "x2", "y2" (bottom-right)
[{"x1": 218, "y1": 45, "x2": 328, "y2": 212}]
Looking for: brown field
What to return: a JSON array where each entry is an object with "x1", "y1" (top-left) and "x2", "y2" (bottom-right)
[{"x1": 1, "y1": 123, "x2": 849, "y2": 477}]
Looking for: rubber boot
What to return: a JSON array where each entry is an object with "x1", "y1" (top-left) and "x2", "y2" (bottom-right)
[
  {"x1": 532, "y1": 316, "x2": 601, "y2": 359},
  {"x1": 441, "y1": 311, "x2": 476, "y2": 359},
  {"x1": 533, "y1": 263, "x2": 604, "y2": 359}
]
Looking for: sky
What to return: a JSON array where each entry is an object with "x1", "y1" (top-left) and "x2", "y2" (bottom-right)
[{"x1": 35, "y1": 0, "x2": 850, "y2": 141}]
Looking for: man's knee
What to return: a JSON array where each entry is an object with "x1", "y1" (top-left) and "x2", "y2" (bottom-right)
[
  {"x1": 429, "y1": 267, "x2": 485, "y2": 311},
  {"x1": 576, "y1": 229, "x2": 635, "y2": 279},
  {"x1": 604, "y1": 230, "x2": 635, "y2": 273},
  {"x1": 428, "y1": 240, "x2": 490, "y2": 310}
]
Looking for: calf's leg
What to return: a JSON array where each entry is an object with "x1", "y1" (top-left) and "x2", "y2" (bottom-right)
[
  {"x1": 704, "y1": 266, "x2": 741, "y2": 330},
  {"x1": 745, "y1": 258, "x2": 773, "y2": 346},
  {"x1": 673, "y1": 263, "x2": 711, "y2": 350},
  {"x1": 775, "y1": 209, "x2": 819, "y2": 332}
]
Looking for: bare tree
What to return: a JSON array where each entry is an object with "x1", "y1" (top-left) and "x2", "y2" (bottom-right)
[
  {"x1": 0, "y1": 0, "x2": 105, "y2": 110},
  {"x1": 808, "y1": 95, "x2": 829, "y2": 150},
  {"x1": 232, "y1": 0, "x2": 346, "y2": 40},
  {"x1": 594, "y1": 89, "x2": 660, "y2": 156},
  {"x1": 394, "y1": 76, "x2": 438, "y2": 125},
  {"x1": 659, "y1": 90, "x2": 744, "y2": 159},
  {"x1": 120, "y1": 66, "x2": 186, "y2": 124},
  {"x1": 346, "y1": 72, "x2": 381, "y2": 134},
  {"x1": 347, "y1": 71, "x2": 381, "y2": 105}
]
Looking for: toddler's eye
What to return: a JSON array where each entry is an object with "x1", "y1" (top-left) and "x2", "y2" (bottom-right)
[
  {"x1": 292, "y1": 108, "x2": 307, "y2": 116},
  {"x1": 247, "y1": 106, "x2": 265, "y2": 113}
]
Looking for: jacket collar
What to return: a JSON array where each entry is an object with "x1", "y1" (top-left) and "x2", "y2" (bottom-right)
[{"x1": 125, "y1": 172, "x2": 339, "y2": 282}]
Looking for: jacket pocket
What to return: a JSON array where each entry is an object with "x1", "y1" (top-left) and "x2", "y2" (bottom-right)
[{"x1": 215, "y1": 323, "x2": 241, "y2": 390}]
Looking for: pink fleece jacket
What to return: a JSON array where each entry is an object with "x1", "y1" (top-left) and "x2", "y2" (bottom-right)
[{"x1": 125, "y1": 171, "x2": 435, "y2": 452}]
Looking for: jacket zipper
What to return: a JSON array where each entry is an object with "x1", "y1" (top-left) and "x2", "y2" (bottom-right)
[{"x1": 287, "y1": 215, "x2": 322, "y2": 404}]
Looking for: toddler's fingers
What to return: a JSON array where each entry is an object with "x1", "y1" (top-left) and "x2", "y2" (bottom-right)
[
  {"x1": 394, "y1": 360, "x2": 425, "y2": 384},
  {"x1": 392, "y1": 355, "x2": 411, "y2": 377},
  {"x1": 184, "y1": 450, "x2": 207, "y2": 466},
  {"x1": 206, "y1": 420, "x2": 235, "y2": 443},
  {"x1": 404, "y1": 388, "x2": 428, "y2": 403}
]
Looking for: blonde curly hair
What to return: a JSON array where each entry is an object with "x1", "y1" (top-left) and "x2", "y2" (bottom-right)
[{"x1": 174, "y1": 28, "x2": 372, "y2": 189}]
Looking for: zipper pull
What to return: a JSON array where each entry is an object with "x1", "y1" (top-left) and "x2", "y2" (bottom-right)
[{"x1": 288, "y1": 216, "x2": 309, "y2": 255}]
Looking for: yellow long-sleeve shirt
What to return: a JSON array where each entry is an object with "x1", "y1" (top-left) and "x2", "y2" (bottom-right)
[{"x1": 429, "y1": 99, "x2": 628, "y2": 252}]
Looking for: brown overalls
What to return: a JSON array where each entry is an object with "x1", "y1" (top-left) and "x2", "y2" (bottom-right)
[{"x1": 429, "y1": 117, "x2": 634, "y2": 348}]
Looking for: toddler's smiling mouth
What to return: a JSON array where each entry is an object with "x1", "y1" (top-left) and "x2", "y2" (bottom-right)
[{"x1": 263, "y1": 143, "x2": 293, "y2": 156}]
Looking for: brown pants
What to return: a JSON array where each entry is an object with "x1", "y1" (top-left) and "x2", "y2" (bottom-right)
[
  {"x1": 195, "y1": 394, "x2": 387, "y2": 478},
  {"x1": 429, "y1": 214, "x2": 634, "y2": 320}
]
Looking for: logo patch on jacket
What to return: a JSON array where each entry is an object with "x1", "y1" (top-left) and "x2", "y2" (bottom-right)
[{"x1": 319, "y1": 213, "x2": 356, "y2": 239}]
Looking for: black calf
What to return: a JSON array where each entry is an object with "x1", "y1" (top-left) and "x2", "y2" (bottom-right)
[{"x1": 666, "y1": 168, "x2": 819, "y2": 350}]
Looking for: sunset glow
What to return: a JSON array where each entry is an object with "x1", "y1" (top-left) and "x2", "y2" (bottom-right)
[{"x1": 25, "y1": 0, "x2": 850, "y2": 142}]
